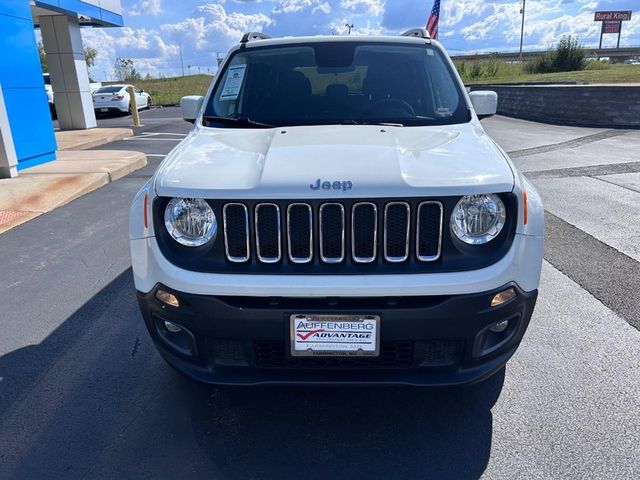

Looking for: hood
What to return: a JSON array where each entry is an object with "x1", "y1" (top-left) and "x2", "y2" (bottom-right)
[{"x1": 154, "y1": 123, "x2": 514, "y2": 199}]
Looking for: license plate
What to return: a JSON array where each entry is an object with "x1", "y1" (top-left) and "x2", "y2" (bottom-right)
[
  {"x1": 290, "y1": 314, "x2": 380, "y2": 357},
  {"x1": 100, "y1": 108, "x2": 108, "y2": 112}
]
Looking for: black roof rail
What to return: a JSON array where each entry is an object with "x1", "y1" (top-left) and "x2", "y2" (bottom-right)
[
  {"x1": 401, "y1": 28, "x2": 431, "y2": 40},
  {"x1": 240, "y1": 32, "x2": 271, "y2": 43}
]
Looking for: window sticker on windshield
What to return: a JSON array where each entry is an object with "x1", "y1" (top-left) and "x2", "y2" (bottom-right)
[
  {"x1": 220, "y1": 65, "x2": 247, "y2": 100},
  {"x1": 427, "y1": 49, "x2": 435, "y2": 56}
]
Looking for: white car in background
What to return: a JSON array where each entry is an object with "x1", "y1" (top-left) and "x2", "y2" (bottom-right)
[
  {"x1": 92, "y1": 84, "x2": 152, "y2": 115},
  {"x1": 43, "y1": 73, "x2": 55, "y2": 117},
  {"x1": 44, "y1": 73, "x2": 102, "y2": 119}
]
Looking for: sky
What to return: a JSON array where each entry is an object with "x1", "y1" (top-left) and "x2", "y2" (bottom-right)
[{"x1": 78, "y1": 0, "x2": 640, "y2": 80}]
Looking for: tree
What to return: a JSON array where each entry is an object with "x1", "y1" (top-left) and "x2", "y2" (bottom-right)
[
  {"x1": 38, "y1": 42, "x2": 97, "y2": 74},
  {"x1": 525, "y1": 35, "x2": 586, "y2": 74},
  {"x1": 113, "y1": 57, "x2": 142, "y2": 82},
  {"x1": 38, "y1": 42, "x2": 47, "y2": 72},
  {"x1": 84, "y1": 46, "x2": 97, "y2": 70}
]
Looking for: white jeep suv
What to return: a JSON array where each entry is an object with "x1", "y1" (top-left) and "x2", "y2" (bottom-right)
[{"x1": 129, "y1": 29, "x2": 544, "y2": 385}]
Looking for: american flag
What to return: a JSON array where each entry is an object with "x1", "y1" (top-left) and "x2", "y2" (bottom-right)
[{"x1": 426, "y1": 0, "x2": 440, "y2": 39}]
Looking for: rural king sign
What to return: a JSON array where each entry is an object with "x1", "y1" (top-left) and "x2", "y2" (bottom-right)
[
  {"x1": 594, "y1": 11, "x2": 632, "y2": 49},
  {"x1": 594, "y1": 11, "x2": 632, "y2": 22}
]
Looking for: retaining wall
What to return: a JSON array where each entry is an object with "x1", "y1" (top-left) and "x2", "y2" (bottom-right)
[{"x1": 469, "y1": 84, "x2": 640, "y2": 128}]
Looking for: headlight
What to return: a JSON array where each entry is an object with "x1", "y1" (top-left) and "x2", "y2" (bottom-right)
[
  {"x1": 164, "y1": 198, "x2": 217, "y2": 247},
  {"x1": 450, "y1": 194, "x2": 506, "y2": 245}
]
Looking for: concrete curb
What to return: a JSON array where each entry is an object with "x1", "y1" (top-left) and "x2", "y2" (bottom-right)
[
  {"x1": 25, "y1": 150, "x2": 147, "y2": 182},
  {"x1": 56, "y1": 128, "x2": 134, "y2": 151},
  {"x1": 0, "y1": 150, "x2": 147, "y2": 234}
]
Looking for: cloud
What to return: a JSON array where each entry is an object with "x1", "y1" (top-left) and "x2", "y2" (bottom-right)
[
  {"x1": 267, "y1": 0, "x2": 333, "y2": 35},
  {"x1": 80, "y1": 0, "x2": 639, "y2": 79},
  {"x1": 340, "y1": 0, "x2": 385, "y2": 17},
  {"x1": 456, "y1": 1, "x2": 601, "y2": 50},
  {"x1": 128, "y1": 0, "x2": 163, "y2": 16},
  {"x1": 80, "y1": 26, "x2": 179, "y2": 78},
  {"x1": 161, "y1": 3, "x2": 273, "y2": 49},
  {"x1": 272, "y1": 0, "x2": 332, "y2": 15}
]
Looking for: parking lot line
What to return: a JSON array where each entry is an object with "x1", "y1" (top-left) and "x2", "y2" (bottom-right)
[
  {"x1": 123, "y1": 137, "x2": 182, "y2": 141},
  {"x1": 137, "y1": 132, "x2": 186, "y2": 137}
]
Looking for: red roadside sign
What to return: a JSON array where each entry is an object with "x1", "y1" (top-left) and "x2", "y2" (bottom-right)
[
  {"x1": 594, "y1": 11, "x2": 632, "y2": 22},
  {"x1": 603, "y1": 21, "x2": 622, "y2": 34},
  {"x1": 594, "y1": 11, "x2": 632, "y2": 49}
]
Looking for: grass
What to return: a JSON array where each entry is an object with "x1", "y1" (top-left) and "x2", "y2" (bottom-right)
[
  {"x1": 135, "y1": 74, "x2": 213, "y2": 106},
  {"x1": 457, "y1": 62, "x2": 640, "y2": 85}
]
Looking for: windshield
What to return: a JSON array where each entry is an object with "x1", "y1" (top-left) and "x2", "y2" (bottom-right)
[
  {"x1": 94, "y1": 86, "x2": 124, "y2": 94},
  {"x1": 204, "y1": 42, "x2": 469, "y2": 128}
]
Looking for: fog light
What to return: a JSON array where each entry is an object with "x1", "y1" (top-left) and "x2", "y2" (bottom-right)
[
  {"x1": 156, "y1": 289, "x2": 180, "y2": 307},
  {"x1": 491, "y1": 287, "x2": 516, "y2": 307},
  {"x1": 489, "y1": 320, "x2": 509, "y2": 333},
  {"x1": 164, "y1": 321, "x2": 183, "y2": 333}
]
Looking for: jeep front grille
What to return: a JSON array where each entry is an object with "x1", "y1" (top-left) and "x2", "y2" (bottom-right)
[
  {"x1": 222, "y1": 203, "x2": 250, "y2": 263},
  {"x1": 384, "y1": 202, "x2": 410, "y2": 263},
  {"x1": 352, "y1": 202, "x2": 377, "y2": 263},
  {"x1": 223, "y1": 200, "x2": 443, "y2": 265},
  {"x1": 320, "y1": 203, "x2": 345, "y2": 263},
  {"x1": 417, "y1": 201, "x2": 444, "y2": 261},
  {"x1": 287, "y1": 203, "x2": 313, "y2": 263},
  {"x1": 254, "y1": 203, "x2": 281, "y2": 263}
]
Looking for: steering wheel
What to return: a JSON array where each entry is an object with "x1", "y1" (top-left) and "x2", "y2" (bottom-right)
[{"x1": 366, "y1": 98, "x2": 416, "y2": 118}]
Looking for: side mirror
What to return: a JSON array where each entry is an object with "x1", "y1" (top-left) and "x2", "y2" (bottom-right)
[
  {"x1": 469, "y1": 91, "x2": 497, "y2": 120},
  {"x1": 181, "y1": 95, "x2": 204, "y2": 123}
]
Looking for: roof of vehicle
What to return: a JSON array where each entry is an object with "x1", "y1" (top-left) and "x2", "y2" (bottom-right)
[{"x1": 238, "y1": 29, "x2": 435, "y2": 49}]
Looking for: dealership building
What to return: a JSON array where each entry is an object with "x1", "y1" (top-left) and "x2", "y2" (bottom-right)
[{"x1": 0, "y1": 0, "x2": 123, "y2": 178}]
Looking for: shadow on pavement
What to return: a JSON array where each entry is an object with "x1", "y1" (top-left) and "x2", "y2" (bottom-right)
[
  {"x1": 184, "y1": 369, "x2": 504, "y2": 480},
  {"x1": 0, "y1": 269, "x2": 503, "y2": 480}
]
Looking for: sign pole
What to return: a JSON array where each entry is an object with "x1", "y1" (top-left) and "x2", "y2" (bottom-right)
[{"x1": 599, "y1": 23, "x2": 604, "y2": 49}]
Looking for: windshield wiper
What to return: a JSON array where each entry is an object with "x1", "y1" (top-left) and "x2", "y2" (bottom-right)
[
  {"x1": 203, "y1": 116, "x2": 275, "y2": 128},
  {"x1": 336, "y1": 120, "x2": 405, "y2": 127}
]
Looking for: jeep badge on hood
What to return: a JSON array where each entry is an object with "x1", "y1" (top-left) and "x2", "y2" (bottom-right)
[{"x1": 310, "y1": 179, "x2": 353, "y2": 192}]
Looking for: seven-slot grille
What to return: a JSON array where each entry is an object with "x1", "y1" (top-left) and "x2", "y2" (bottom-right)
[{"x1": 223, "y1": 201, "x2": 443, "y2": 265}]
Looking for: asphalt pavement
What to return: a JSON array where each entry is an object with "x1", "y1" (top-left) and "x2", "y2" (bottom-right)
[{"x1": 1, "y1": 108, "x2": 639, "y2": 479}]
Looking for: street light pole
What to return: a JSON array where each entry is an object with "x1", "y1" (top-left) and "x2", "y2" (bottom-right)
[
  {"x1": 179, "y1": 43, "x2": 185, "y2": 77},
  {"x1": 519, "y1": 0, "x2": 526, "y2": 63},
  {"x1": 345, "y1": 23, "x2": 354, "y2": 35}
]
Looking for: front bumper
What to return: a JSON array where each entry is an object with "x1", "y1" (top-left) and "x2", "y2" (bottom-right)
[{"x1": 137, "y1": 284, "x2": 537, "y2": 386}]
